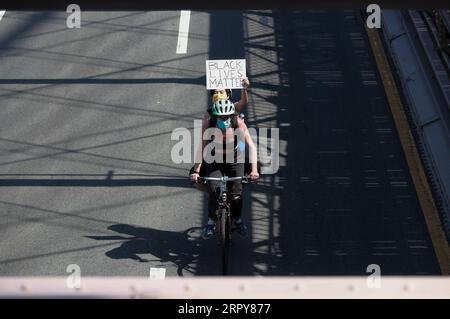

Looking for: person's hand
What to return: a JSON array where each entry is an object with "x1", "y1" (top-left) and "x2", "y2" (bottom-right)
[
  {"x1": 190, "y1": 173, "x2": 200, "y2": 183},
  {"x1": 249, "y1": 171, "x2": 259, "y2": 181},
  {"x1": 242, "y1": 77, "x2": 250, "y2": 89}
]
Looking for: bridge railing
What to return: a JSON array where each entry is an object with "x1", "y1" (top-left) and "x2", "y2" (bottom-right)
[{"x1": 0, "y1": 277, "x2": 449, "y2": 298}]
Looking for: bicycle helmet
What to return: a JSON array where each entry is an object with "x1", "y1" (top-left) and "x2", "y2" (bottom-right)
[{"x1": 211, "y1": 99, "x2": 235, "y2": 116}]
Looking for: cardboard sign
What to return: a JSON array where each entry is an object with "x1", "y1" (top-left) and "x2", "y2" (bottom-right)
[{"x1": 206, "y1": 59, "x2": 246, "y2": 90}]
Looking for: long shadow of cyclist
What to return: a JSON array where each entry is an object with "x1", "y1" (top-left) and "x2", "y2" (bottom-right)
[
  {"x1": 87, "y1": 222, "x2": 289, "y2": 276},
  {"x1": 86, "y1": 224, "x2": 220, "y2": 276}
]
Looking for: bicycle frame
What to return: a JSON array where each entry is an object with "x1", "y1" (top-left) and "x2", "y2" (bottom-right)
[{"x1": 199, "y1": 175, "x2": 248, "y2": 275}]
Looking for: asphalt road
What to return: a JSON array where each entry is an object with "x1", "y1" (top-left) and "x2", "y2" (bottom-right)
[{"x1": 0, "y1": 10, "x2": 441, "y2": 276}]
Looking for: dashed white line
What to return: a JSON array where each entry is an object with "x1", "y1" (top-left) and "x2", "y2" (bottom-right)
[
  {"x1": 149, "y1": 267, "x2": 166, "y2": 280},
  {"x1": 0, "y1": 11, "x2": 6, "y2": 21},
  {"x1": 176, "y1": 10, "x2": 191, "y2": 54}
]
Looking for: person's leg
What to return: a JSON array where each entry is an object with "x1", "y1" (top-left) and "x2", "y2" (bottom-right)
[
  {"x1": 202, "y1": 163, "x2": 222, "y2": 239},
  {"x1": 204, "y1": 162, "x2": 224, "y2": 221},
  {"x1": 201, "y1": 162, "x2": 224, "y2": 239},
  {"x1": 227, "y1": 162, "x2": 247, "y2": 236},
  {"x1": 196, "y1": 183, "x2": 209, "y2": 193},
  {"x1": 226, "y1": 162, "x2": 245, "y2": 221}
]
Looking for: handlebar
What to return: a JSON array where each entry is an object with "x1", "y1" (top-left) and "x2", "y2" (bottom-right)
[{"x1": 197, "y1": 176, "x2": 251, "y2": 184}]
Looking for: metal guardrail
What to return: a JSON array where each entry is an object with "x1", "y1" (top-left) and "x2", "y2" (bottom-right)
[
  {"x1": 406, "y1": 12, "x2": 450, "y2": 238},
  {"x1": 408, "y1": 10, "x2": 450, "y2": 110},
  {"x1": 422, "y1": 11, "x2": 450, "y2": 77},
  {"x1": 423, "y1": 10, "x2": 450, "y2": 76},
  {"x1": 0, "y1": 277, "x2": 449, "y2": 299},
  {"x1": 436, "y1": 10, "x2": 450, "y2": 54},
  {"x1": 379, "y1": 10, "x2": 450, "y2": 243}
]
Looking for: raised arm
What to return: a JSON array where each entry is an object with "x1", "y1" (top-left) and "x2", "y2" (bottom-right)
[{"x1": 234, "y1": 77, "x2": 250, "y2": 113}]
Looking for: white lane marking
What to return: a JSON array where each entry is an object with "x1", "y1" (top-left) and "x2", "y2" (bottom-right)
[
  {"x1": 0, "y1": 11, "x2": 6, "y2": 21},
  {"x1": 149, "y1": 267, "x2": 166, "y2": 280},
  {"x1": 176, "y1": 10, "x2": 191, "y2": 54}
]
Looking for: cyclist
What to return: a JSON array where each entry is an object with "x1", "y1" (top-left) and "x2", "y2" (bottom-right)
[
  {"x1": 190, "y1": 77, "x2": 252, "y2": 194},
  {"x1": 190, "y1": 99, "x2": 259, "y2": 239}
]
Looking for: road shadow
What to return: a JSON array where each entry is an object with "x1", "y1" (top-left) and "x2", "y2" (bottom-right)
[
  {"x1": 0, "y1": 76, "x2": 206, "y2": 85},
  {"x1": 195, "y1": 10, "x2": 441, "y2": 276},
  {"x1": 0, "y1": 173, "x2": 192, "y2": 188},
  {"x1": 269, "y1": 10, "x2": 440, "y2": 275},
  {"x1": 86, "y1": 223, "x2": 235, "y2": 276}
]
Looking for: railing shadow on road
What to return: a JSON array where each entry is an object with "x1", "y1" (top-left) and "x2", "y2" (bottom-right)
[
  {"x1": 0, "y1": 84, "x2": 205, "y2": 120},
  {"x1": 5, "y1": 12, "x2": 173, "y2": 42},
  {"x1": 190, "y1": 10, "x2": 441, "y2": 276},
  {"x1": 0, "y1": 187, "x2": 192, "y2": 238},
  {"x1": 0, "y1": 12, "x2": 51, "y2": 53},
  {"x1": 0, "y1": 76, "x2": 206, "y2": 85},
  {"x1": 4, "y1": 12, "x2": 209, "y2": 55},
  {"x1": 0, "y1": 134, "x2": 189, "y2": 175},
  {"x1": 250, "y1": 10, "x2": 440, "y2": 275},
  {"x1": 1, "y1": 12, "x2": 209, "y2": 58},
  {"x1": 0, "y1": 12, "x2": 208, "y2": 87},
  {"x1": 0, "y1": 174, "x2": 191, "y2": 188},
  {"x1": 0, "y1": 12, "x2": 209, "y2": 121}
]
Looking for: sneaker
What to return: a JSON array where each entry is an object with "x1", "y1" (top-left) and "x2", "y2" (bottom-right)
[
  {"x1": 202, "y1": 223, "x2": 215, "y2": 239},
  {"x1": 234, "y1": 220, "x2": 248, "y2": 237}
]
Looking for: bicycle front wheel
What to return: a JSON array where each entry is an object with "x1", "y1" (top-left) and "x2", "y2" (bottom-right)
[{"x1": 219, "y1": 207, "x2": 231, "y2": 276}]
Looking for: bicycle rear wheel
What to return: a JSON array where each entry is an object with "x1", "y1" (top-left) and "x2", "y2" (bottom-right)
[{"x1": 219, "y1": 207, "x2": 231, "y2": 276}]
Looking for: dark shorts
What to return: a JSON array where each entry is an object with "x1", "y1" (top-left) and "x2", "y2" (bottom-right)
[{"x1": 189, "y1": 160, "x2": 261, "y2": 178}]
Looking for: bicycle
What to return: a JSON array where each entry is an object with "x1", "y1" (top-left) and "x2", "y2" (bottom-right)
[{"x1": 198, "y1": 175, "x2": 250, "y2": 276}]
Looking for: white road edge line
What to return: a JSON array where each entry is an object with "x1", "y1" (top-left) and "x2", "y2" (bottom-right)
[
  {"x1": 176, "y1": 10, "x2": 191, "y2": 54},
  {"x1": 0, "y1": 11, "x2": 6, "y2": 21},
  {"x1": 149, "y1": 267, "x2": 166, "y2": 280}
]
